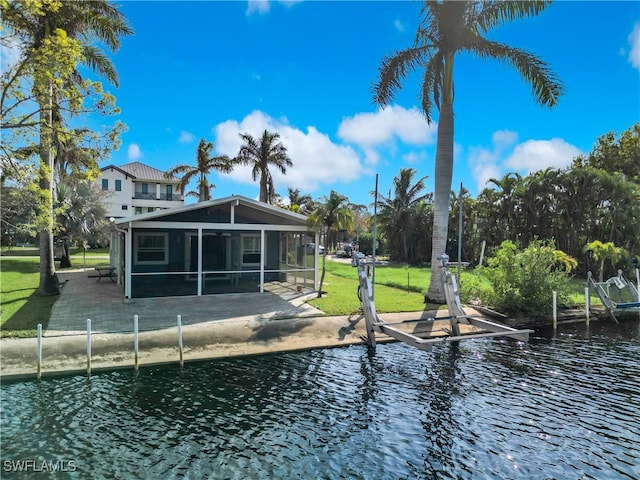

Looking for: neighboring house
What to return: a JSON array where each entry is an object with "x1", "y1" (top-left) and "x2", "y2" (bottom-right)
[
  {"x1": 112, "y1": 195, "x2": 319, "y2": 299},
  {"x1": 98, "y1": 162, "x2": 184, "y2": 218}
]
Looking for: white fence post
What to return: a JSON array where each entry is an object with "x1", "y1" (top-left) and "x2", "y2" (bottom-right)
[
  {"x1": 37, "y1": 324, "x2": 42, "y2": 381},
  {"x1": 177, "y1": 315, "x2": 184, "y2": 367},
  {"x1": 87, "y1": 319, "x2": 92, "y2": 376},
  {"x1": 552, "y1": 291, "x2": 557, "y2": 330},
  {"x1": 585, "y1": 287, "x2": 590, "y2": 325},
  {"x1": 134, "y1": 315, "x2": 139, "y2": 370}
]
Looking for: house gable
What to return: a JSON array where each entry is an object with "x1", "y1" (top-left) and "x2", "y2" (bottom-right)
[{"x1": 116, "y1": 195, "x2": 309, "y2": 228}]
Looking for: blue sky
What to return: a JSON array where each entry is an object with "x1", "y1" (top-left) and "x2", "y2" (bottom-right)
[{"x1": 104, "y1": 0, "x2": 639, "y2": 206}]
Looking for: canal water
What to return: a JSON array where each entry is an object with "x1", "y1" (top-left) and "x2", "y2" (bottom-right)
[{"x1": 2, "y1": 317, "x2": 639, "y2": 479}]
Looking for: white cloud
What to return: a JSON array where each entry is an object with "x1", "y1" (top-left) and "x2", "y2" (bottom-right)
[
  {"x1": 491, "y1": 130, "x2": 518, "y2": 151},
  {"x1": 178, "y1": 131, "x2": 195, "y2": 144},
  {"x1": 246, "y1": 0, "x2": 270, "y2": 15},
  {"x1": 504, "y1": 138, "x2": 582, "y2": 172},
  {"x1": 628, "y1": 22, "x2": 640, "y2": 70},
  {"x1": 402, "y1": 151, "x2": 428, "y2": 165},
  {"x1": 246, "y1": 0, "x2": 300, "y2": 16},
  {"x1": 467, "y1": 132, "x2": 581, "y2": 191},
  {"x1": 338, "y1": 105, "x2": 435, "y2": 148},
  {"x1": 394, "y1": 19, "x2": 405, "y2": 32},
  {"x1": 127, "y1": 144, "x2": 143, "y2": 160},
  {"x1": 213, "y1": 110, "x2": 363, "y2": 193},
  {"x1": 468, "y1": 144, "x2": 500, "y2": 191}
]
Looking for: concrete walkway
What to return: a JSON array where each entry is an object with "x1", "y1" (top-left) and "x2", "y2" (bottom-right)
[{"x1": 0, "y1": 270, "x2": 457, "y2": 381}]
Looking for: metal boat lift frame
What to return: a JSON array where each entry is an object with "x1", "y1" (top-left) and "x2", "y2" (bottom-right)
[
  {"x1": 356, "y1": 254, "x2": 533, "y2": 351},
  {"x1": 586, "y1": 270, "x2": 640, "y2": 323}
]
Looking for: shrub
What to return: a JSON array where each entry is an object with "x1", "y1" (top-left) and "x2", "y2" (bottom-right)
[
  {"x1": 477, "y1": 240, "x2": 575, "y2": 318},
  {"x1": 459, "y1": 271, "x2": 493, "y2": 304}
]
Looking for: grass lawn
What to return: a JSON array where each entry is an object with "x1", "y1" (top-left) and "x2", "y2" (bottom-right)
[
  {"x1": 1, "y1": 254, "x2": 605, "y2": 338},
  {"x1": 307, "y1": 260, "x2": 443, "y2": 315},
  {"x1": 1, "y1": 253, "x2": 111, "y2": 338}
]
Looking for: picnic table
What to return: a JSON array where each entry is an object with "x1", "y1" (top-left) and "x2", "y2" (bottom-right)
[{"x1": 94, "y1": 267, "x2": 116, "y2": 283}]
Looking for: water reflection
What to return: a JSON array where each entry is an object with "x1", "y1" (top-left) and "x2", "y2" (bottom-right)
[{"x1": 1, "y1": 318, "x2": 639, "y2": 479}]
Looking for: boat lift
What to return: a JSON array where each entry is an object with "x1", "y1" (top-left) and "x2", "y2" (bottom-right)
[
  {"x1": 586, "y1": 270, "x2": 640, "y2": 323},
  {"x1": 356, "y1": 254, "x2": 533, "y2": 351}
]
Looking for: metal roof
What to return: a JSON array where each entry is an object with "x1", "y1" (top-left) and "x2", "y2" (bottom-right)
[
  {"x1": 115, "y1": 195, "x2": 309, "y2": 226},
  {"x1": 113, "y1": 162, "x2": 179, "y2": 182}
]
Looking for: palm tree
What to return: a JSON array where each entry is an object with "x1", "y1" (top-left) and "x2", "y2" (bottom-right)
[
  {"x1": 55, "y1": 181, "x2": 108, "y2": 268},
  {"x1": 2, "y1": 0, "x2": 132, "y2": 295},
  {"x1": 287, "y1": 187, "x2": 314, "y2": 214},
  {"x1": 377, "y1": 168, "x2": 430, "y2": 263},
  {"x1": 487, "y1": 172, "x2": 523, "y2": 241},
  {"x1": 308, "y1": 190, "x2": 353, "y2": 298},
  {"x1": 167, "y1": 139, "x2": 234, "y2": 202},
  {"x1": 374, "y1": 0, "x2": 563, "y2": 302},
  {"x1": 584, "y1": 240, "x2": 625, "y2": 282},
  {"x1": 236, "y1": 129, "x2": 293, "y2": 204}
]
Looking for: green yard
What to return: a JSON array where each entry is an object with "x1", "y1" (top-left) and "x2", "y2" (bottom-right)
[
  {"x1": 1, "y1": 253, "x2": 602, "y2": 338},
  {"x1": 1, "y1": 250, "x2": 111, "y2": 338}
]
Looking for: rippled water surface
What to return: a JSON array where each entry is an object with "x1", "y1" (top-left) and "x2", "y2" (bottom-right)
[{"x1": 2, "y1": 318, "x2": 639, "y2": 479}]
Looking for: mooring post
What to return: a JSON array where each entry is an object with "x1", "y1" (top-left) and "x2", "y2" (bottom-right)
[
  {"x1": 177, "y1": 315, "x2": 184, "y2": 367},
  {"x1": 552, "y1": 291, "x2": 557, "y2": 330},
  {"x1": 87, "y1": 319, "x2": 92, "y2": 376},
  {"x1": 134, "y1": 314, "x2": 139, "y2": 370},
  {"x1": 36, "y1": 323, "x2": 42, "y2": 381},
  {"x1": 585, "y1": 287, "x2": 590, "y2": 325}
]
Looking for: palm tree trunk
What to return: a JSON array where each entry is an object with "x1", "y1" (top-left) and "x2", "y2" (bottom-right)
[
  {"x1": 37, "y1": 81, "x2": 59, "y2": 296},
  {"x1": 259, "y1": 175, "x2": 268, "y2": 203},
  {"x1": 59, "y1": 239, "x2": 72, "y2": 268},
  {"x1": 317, "y1": 227, "x2": 329, "y2": 297},
  {"x1": 426, "y1": 100, "x2": 454, "y2": 303}
]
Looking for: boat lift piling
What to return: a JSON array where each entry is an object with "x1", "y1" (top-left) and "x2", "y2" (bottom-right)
[{"x1": 356, "y1": 254, "x2": 533, "y2": 352}]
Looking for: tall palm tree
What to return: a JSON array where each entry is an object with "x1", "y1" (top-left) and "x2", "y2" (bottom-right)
[
  {"x1": 2, "y1": 0, "x2": 132, "y2": 295},
  {"x1": 377, "y1": 168, "x2": 429, "y2": 263},
  {"x1": 308, "y1": 190, "x2": 353, "y2": 298},
  {"x1": 374, "y1": 0, "x2": 563, "y2": 302},
  {"x1": 167, "y1": 139, "x2": 234, "y2": 202},
  {"x1": 235, "y1": 129, "x2": 293, "y2": 204}
]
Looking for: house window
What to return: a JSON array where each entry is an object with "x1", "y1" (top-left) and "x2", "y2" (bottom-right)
[
  {"x1": 166, "y1": 184, "x2": 173, "y2": 201},
  {"x1": 115, "y1": 179, "x2": 121, "y2": 191},
  {"x1": 148, "y1": 207, "x2": 155, "y2": 213},
  {"x1": 101, "y1": 179, "x2": 108, "y2": 190},
  {"x1": 141, "y1": 183, "x2": 148, "y2": 194},
  {"x1": 135, "y1": 233, "x2": 168, "y2": 265},
  {"x1": 242, "y1": 235, "x2": 261, "y2": 265},
  {"x1": 135, "y1": 207, "x2": 142, "y2": 215},
  {"x1": 121, "y1": 205, "x2": 128, "y2": 210}
]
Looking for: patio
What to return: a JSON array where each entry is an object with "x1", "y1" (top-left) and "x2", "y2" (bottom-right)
[{"x1": 48, "y1": 270, "x2": 323, "y2": 335}]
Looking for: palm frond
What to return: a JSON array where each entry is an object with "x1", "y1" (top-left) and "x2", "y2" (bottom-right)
[
  {"x1": 476, "y1": 1, "x2": 552, "y2": 32},
  {"x1": 467, "y1": 39, "x2": 564, "y2": 107},
  {"x1": 373, "y1": 45, "x2": 432, "y2": 108},
  {"x1": 81, "y1": 44, "x2": 119, "y2": 86}
]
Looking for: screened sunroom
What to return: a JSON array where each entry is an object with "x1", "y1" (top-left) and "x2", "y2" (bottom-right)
[{"x1": 112, "y1": 196, "x2": 319, "y2": 299}]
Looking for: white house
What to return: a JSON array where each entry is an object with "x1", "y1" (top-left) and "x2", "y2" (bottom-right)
[{"x1": 98, "y1": 162, "x2": 184, "y2": 218}]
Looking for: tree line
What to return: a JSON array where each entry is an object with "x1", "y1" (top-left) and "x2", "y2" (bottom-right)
[{"x1": 370, "y1": 123, "x2": 639, "y2": 281}]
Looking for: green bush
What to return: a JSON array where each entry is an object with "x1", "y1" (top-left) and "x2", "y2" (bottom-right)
[
  {"x1": 477, "y1": 240, "x2": 574, "y2": 318},
  {"x1": 458, "y1": 271, "x2": 493, "y2": 304}
]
